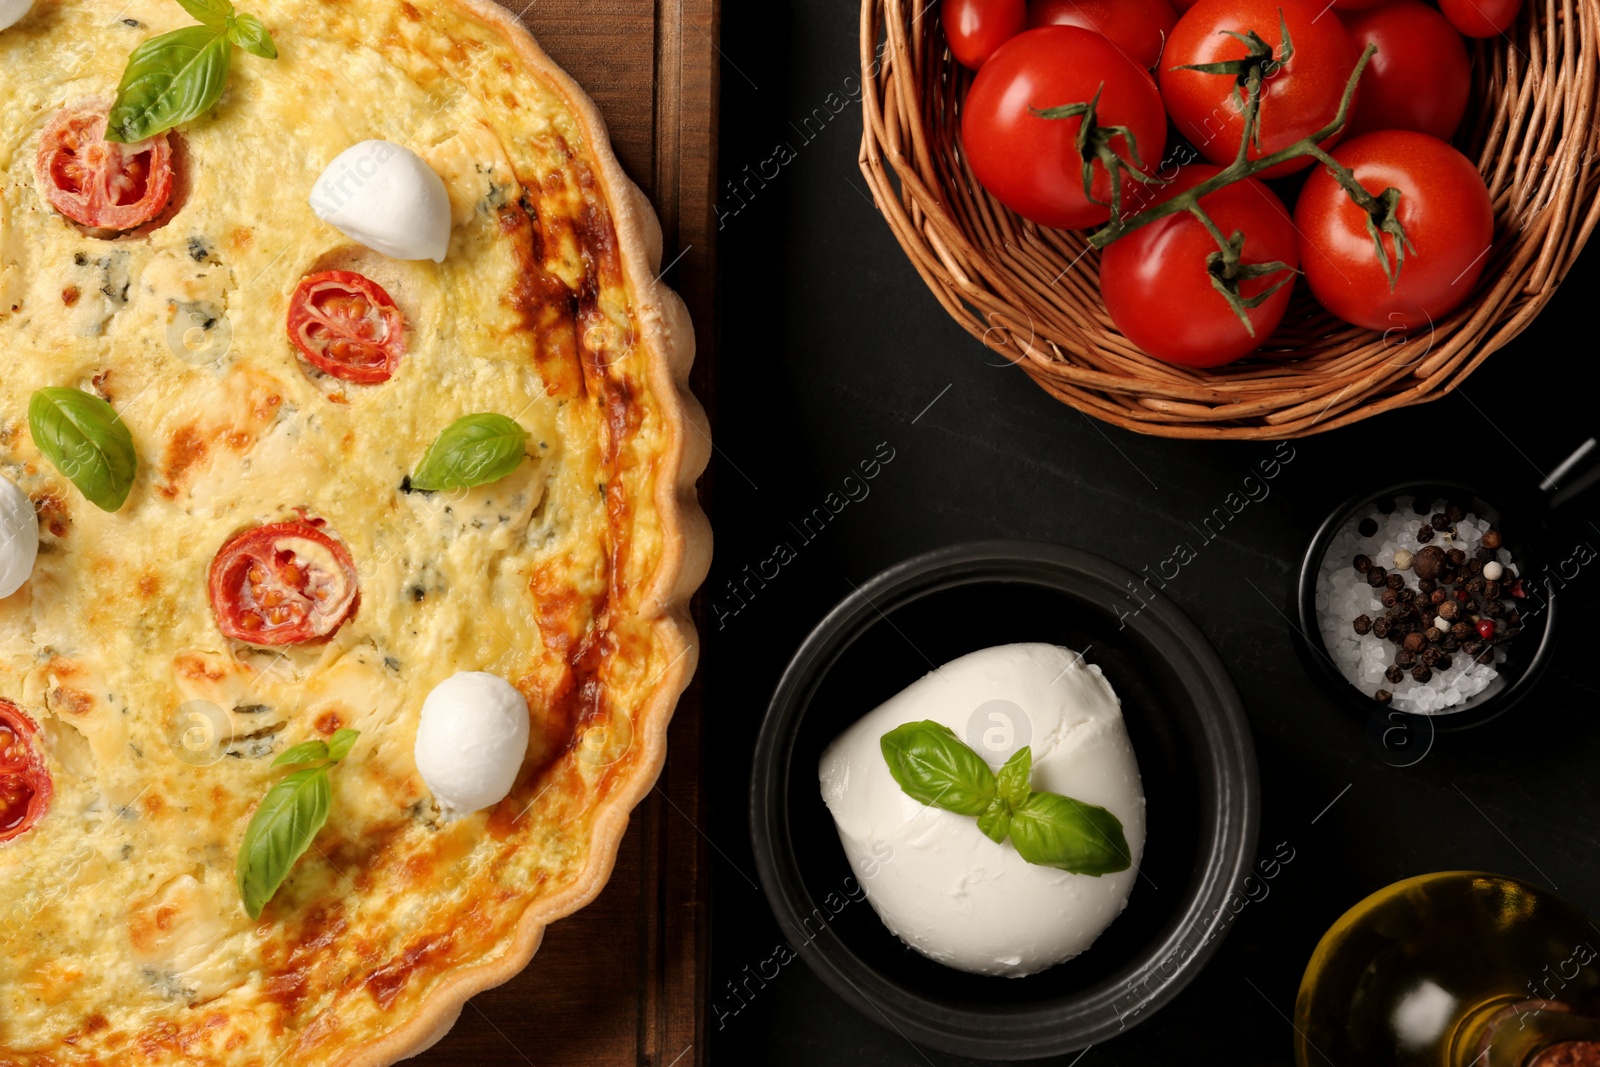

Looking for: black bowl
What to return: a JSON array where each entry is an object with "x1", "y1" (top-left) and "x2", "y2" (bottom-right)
[
  {"x1": 1294, "y1": 481, "x2": 1558, "y2": 735},
  {"x1": 749, "y1": 540, "x2": 1260, "y2": 1060}
]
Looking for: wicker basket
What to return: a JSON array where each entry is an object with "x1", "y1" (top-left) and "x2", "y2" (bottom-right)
[{"x1": 859, "y1": 0, "x2": 1600, "y2": 438}]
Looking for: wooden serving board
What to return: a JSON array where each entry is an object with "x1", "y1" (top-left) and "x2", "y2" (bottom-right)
[{"x1": 408, "y1": 2, "x2": 718, "y2": 1065}]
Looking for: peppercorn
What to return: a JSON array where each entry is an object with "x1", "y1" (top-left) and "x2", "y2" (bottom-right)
[
  {"x1": 1462, "y1": 639, "x2": 1484, "y2": 656},
  {"x1": 1414, "y1": 498, "x2": 1431, "y2": 515},
  {"x1": 1484, "y1": 580, "x2": 1501, "y2": 600},
  {"x1": 1399, "y1": 588, "x2": 1416, "y2": 603},
  {"x1": 1477, "y1": 619, "x2": 1497, "y2": 640},
  {"x1": 1353, "y1": 614, "x2": 1373, "y2": 635},
  {"x1": 1430, "y1": 589, "x2": 1448, "y2": 605},
  {"x1": 1447, "y1": 548, "x2": 1467, "y2": 567},
  {"x1": 1432, "y1": 513, "x2": 1450, "y2": 529},
  {"x1": 1476, "y1": 648, "x2": 1495, "y2": 665},
  {"x1": 1451, "y1": 621, "x2": 1474, "y2": 641},
  {"x1": 1396, "y1": 649, "x2": 1417, "y2": 667},
  {"x1": 1440, "y1": 569, "x2": 1459, "y2": 586},
  {"x1": 1435, "y1": 653, "x2": 1453, "y2": 671},
  {"x1": 1375, "y1": 689, "x2": 1393, "y2": 704},
  {"x1": 1509, "y1": 579, "x2": 1528, "y2": 599},
  {"x1": 1466, "y1": 576, "x2": 1485, "y2": 594},
  {"x1": 1418, "y1": 524, "x2": 1435, "y2": 542},
  {"x1": 1482, "y1": 529, "x2": 1502, "y2": 549},
  {"x1": 1354, "y1": 554, "x2": 1373, "y2": 574},
  {"x1": 1418, "y1": 578, "x2": 1437, "y2": 594},
  {"x1": 1384, "y1": 573, "x2": 1403, "y2": 591},
  {"x1": 1381, "y1": 589, "x2": 1399, "y2": 608},
  {"x1": 1367, "y1": 567, "x2": 1388, "y2": 587},
  {"x1": 1475, "y1": 546, "x2": 1494, "y2": 562},
  {"x1": 1427, "y1": 625, "x2": 1444, "y2": 642},
  {"x1": 1467, "y1": 558, "x2": 1484, "y2": 576},
  {"x1": 1393, "y1": 549, "x2": 1415, "y2": 571},
  {"x1": 1446, "y1": 503, "x2": 1465, "y2": 523},
  {"x1": 1506, "y1": 609, "x2": 1522, "y2": 627},
  {"x1": 1388, "y1": 628, "x2": 1406, "y2": 645},
  {"x1": 1438, "y1": 600, "x2": 1459, "y2": 620},
  {"x1": 1357, "y1": 517, "x2": 1378, "y2": 537},
  {"x1": 1373, "y1": 617, "x2": 1392, "y2": 638},
  {"x1": 1441, "y1": 636, "x2": 1461, "y2": 653},
  {"x1": 1483, "y1": 560, "x2": 1504, "y2": 581},
  {"x1": 1412, "y1": 665, "x2": 1433, "y2": 683},
  {"x1": 1385, "y1": 664, "x2": 1404, "y2": 685},
  {"x1": 1422, "y1": 647, "x2": 1444, "y2": 668},
  {"x1": 1402, "y1": 631, "x2": 1426, "y2": 653},
  {"x1": 1413, "y1": 546, "x2": 1446, "y2": 580}
]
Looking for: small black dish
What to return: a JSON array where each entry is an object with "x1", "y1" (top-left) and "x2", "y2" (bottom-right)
[
  {"x1": 749, "y1": 540, "x2": 1259, "y2": 1060},
  {"x1": 1295, "y1": 480, "x2": 1561, "y2": 733}
]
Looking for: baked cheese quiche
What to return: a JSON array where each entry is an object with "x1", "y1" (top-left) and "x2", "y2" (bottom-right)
[{"x1": 0, "y1": 0, "x2": 710, "y2": 1061}]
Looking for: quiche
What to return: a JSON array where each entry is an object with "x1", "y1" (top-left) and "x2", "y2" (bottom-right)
[{"x1": 0, "y1": 0, "x2": 710, "y2": 1062}]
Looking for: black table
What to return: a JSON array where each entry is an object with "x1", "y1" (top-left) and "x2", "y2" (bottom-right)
[{"x1": 706, "y1": 4, "x2": 1600, "y2": 1062}]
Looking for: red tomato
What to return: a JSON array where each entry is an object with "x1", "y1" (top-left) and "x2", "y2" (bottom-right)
[
  {"x1": 0, "y1": 701, "x2": 51, "y2": 843},
  {"x1": 286, "y1": 271, "x2": 407, "y2": 384},
  {"x1": 1331, "y1": 0, "x2": 1386, "y2": 10},
  {"x1": 1027, "y1": 0, "x2": 1177, "y2": 70},
  {"x1": 1295, "y1": 131, "x2": 1493, "y2": 332},
  {"x1": 1339, "y1": 0, "x2": 1470, "y2": 141},
  {"x1": 944, "y1": 0, "x2": 1028, "y2": 69},
  {"x1": 1439, "y1": 0, "x2": 1520, "y2": 36},
  {"x1": 1161, "y1": 0, "x2": 1359, "y2": 177},
  {"x1": 34, "y1": 103, "x2": 174, "y2": 232},
  {"x1": 1100, "y1": 164, "x2": 1299, "y2": 366},
  {"x1": 963, "y1": 26, "x2": 1167, "y2": 229},
  {"x1": 209, "y1": 521, "x2": 361, "y2": 645},
  {"x1": 1170, "y1": 0, "x2": 1202, "y2": 10}
]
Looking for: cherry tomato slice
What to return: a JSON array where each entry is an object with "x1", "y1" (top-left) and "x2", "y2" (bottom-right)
[
  {"x1": 286, "y1": 271, "x2": 406, "y2": 385},
  {"x1": 1028, "y1": 0, "x2": 1177, "y2": 70},
  {"x1": 945, "y1": 0, "x2": 1028, "y2": 69},
  {"x1": 0, "y1": 701, "x2": 52, "y2": 844},
  {"x1": 34, "y1": 104, "x2": 175, "y2": 232},
  {"x1": 209, "y1": 521, "x2": 360, "y2": 646}
]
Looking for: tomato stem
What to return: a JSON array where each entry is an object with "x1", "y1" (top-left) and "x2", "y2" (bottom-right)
[
  {"x1": 1087, "y1": 41, "x2": 1383, "y2": 252},
  {"x1": 1031, "y1": 83, "x2": 1164, "y2": 224},
  {"x1": 1187, "y1": 203, "x2": 1298, "y2": 335}
]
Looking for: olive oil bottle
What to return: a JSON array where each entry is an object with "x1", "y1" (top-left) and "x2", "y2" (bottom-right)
[{"x1": 1295, "y1": 872, "x2": 1600, "y2": 1067}]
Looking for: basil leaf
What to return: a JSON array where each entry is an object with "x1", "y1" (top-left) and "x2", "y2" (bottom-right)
[
  {"x1": 236, "y1": 765, "x2": 331, "y2": 919},
  {"x1": 1010, "y1": 792, "x2": 1132, "y2": 877},
  {"x1": 997, "y1": 746, "x2": 1033, "y2": 810},
  {"x1": 410, "y1": 414, "x2": 530, "y2": 492},
  {"x1": 28, "y1": 388, "x2": 138, "y2": 512},
  {"x1": 105, "y1": 25, "x2": 232, "y2": 143},
  {"x1": 326, "y1": 728, "x2": 359, "y2": 762},
  {"x1": 272, "y1": 739, "x2": 330, "y2": 767},
  {"x1": 227, "y1": 13, "x2": 277, "y2": 59},
  {"x1": 977, "y1": 800, "x2": 1012, "y2": 844},
  {"x1": 880, "y1": 720, "x2": 997, "y2": 817},
  {"x1": 175, "y1": 0, "x2": 233, "y2": 27}
]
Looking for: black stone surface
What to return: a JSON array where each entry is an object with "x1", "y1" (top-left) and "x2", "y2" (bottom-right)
[{"x1": 706, "y1": 5, "x2": 1600, "y2": 1063}]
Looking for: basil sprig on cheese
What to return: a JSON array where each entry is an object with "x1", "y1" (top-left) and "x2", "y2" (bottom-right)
[
  {"x1": 880, "y1": 721, "x2": 1131, "y2": 876},
  {"x1": 237, "y1": 728, "x2": 358, "y2": 919},
  {"x1": 27, "y1": 387, "x2": 138, "y2": 513},
  {"x1": 409, "y1": 413, "x2": 530, "y2": 492},
  {"x1": 105, "y1": 0, "x2": 277, "y2": 144}
]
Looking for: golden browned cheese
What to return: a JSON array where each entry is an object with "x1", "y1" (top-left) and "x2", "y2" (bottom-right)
[{"x1": 0, "y1": 0, "x2": 682, "y2": 1061}]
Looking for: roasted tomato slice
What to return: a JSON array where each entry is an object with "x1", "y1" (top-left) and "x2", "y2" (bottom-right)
[
  {"x1": 286, "y1": 271, "x2": 407, "y2": 384},
  {"x1": 209, "y1": 521, "x2": 360, "y2": 645},
  {"x1": 35, "y1": 103, "x2": 174, "y2": 232},
  {"x1": 0, "y1": 701, "x2": 51, "y2": 843}
]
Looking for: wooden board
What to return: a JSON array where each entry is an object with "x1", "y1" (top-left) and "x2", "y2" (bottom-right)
[{"x1": 408, "y1": 2, "x2": 718, "y2": 1065}]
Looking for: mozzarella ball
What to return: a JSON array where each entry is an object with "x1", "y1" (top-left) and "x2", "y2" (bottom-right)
[
  {"x1": 309, "y1": 140, "x2": 451, "y2": 262},
  {"x1": 414, "y1": 672, "x2": 530, "y2": 814},
  {"x1": 0, "y1": 476, "x2": 39, "y2": 599}
]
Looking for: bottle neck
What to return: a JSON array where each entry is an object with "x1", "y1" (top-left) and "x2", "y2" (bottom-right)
[{"x1": 1456, "y1": 999, "x2": 1600, "y2": 1066}]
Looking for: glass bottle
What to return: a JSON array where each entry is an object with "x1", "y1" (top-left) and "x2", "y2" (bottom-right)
[{"x1": 1295, "y1": 871, "x2": 1600, "y2": 1067}]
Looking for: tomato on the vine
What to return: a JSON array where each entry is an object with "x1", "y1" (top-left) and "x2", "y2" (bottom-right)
[
  {"x1": 1027, "y1": 0, "x2": 1177, "y2": 70},
  {"x1": 944, "y1": 0, "x2": 1028, "y2": 69},
  {"x1": 1439, "y1": 0, "x2": 1520, "y2": 37},
  {"x1": 1295, "y1": 130, "x2": 1493, "y2": 332},
  {"x1": 1339, "y1": 0, "x2": 1470, "y2": 141},
  {"x1": 963, "y1": 25, "x2": 1168, "y2": 229},
  {"x1": 1100, "y1": 164, "x2": 1299, "y2": 366},
  {"x1": 1161, "y1": 0, "x2": 1359, "y2": 178}
]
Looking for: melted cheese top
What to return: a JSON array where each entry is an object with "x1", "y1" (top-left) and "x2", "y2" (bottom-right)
[{"x1": 0, "y1": 0, "x2": 676, "y2": 1061}]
